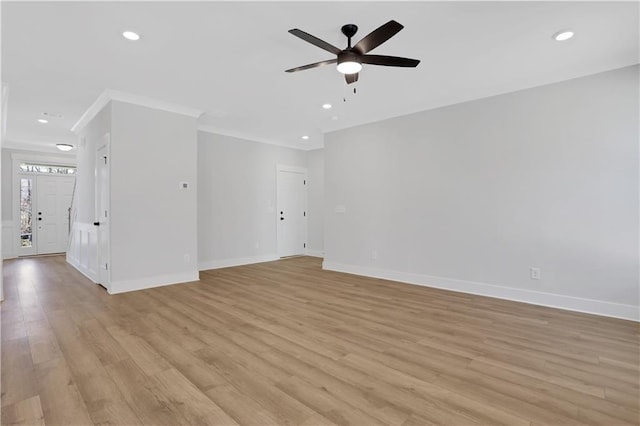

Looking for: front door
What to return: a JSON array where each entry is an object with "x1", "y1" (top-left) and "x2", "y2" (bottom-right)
[
  {"x1": 35, "y1": 175, "x2": 75, "y2": 254},
  {"x1": 277, "y1": 167, "x2": 307, "y2": 257}
]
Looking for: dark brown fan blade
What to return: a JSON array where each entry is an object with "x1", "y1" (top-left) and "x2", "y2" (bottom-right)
[
  {"x1": 345, "y1": 73, "x2": 359, "y2": 84},
  {"x1": 353, "y1": 20, "x2": 404, "y2": 54},
  {"x1": 289, "y1": 29, "x2": 342, "y2": 55},
  {"x1": 362, "y1": 55, "x2": 420, "y2": 67},
  {"x1": 286, "y1": 59, "x2": 337, "y2": 73}
]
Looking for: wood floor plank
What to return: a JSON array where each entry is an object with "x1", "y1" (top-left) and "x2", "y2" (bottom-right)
[
  {"x1": 1, "y1": 337, "x2": 38, "y2": 408},
  {"x1": 2, "y1": 255, "x2": 638, "y2": 425},
  {"x1": 32, "y1": 356, "x2": 93, "y2": 425},
  {"x1": 151, "y1": 367, "x2": 238, "y2": 425},
  {"x1": 104, "y1": 358, "x2": 189, "y2": 426},
  {"x1": 0, "y1": 395, "x2": 45, "y2": 426}
]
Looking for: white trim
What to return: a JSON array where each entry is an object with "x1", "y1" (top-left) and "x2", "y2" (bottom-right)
[
  {"x1": 198, "y1": 254, "x2": 279, "y2": 271},
  {"x1": 2, "y1": 139, "x2": 77, "y2": 154},
  {"x1": 95, "y1": 134, "x2": 111, "y2": 289},
  {"x1": 66, "y1": 255, "x2": 98, "y2": 284},
  {"x1": 276, "y1": 164, "x2": 308, "y2": 175},
  {"x1": 198, "y1": 125, "x2": 322, "y2": 152},
  {"x1": 12, "y1": 152, "x2": 77, "y2": 257},
  {"x1": 109, "y1": 271, "x2": 200, "y2": 295},
  {"x1": 72, "y1": 89, "x2": 204, "y2": 134},
  {"x1": 276, "y1": 165, "x2": 308, "y2": 258},
  {"x1": 66, "y1": 221, "x2": 98, "y2": 282},
  {"x1": 322, "y1": 261, "x2": 640, "y2": 322},
  {"x1": 71, "y1": 90, "x2": 111, "y2": 134},
  {"x1": 305, "y1": 249, "x2": 324, "y2": 258}
]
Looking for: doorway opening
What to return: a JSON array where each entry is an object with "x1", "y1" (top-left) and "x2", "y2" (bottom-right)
[
  {"x1": 276, "y1": 165, "x2": 307, "y2": 258},
  {"x1": 16, "y1": 162, "x2": 75, "y2": 257}
]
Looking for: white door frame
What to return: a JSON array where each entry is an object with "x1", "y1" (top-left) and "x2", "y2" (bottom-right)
[
  {"x1": 276, "y1": 164, "x2": 308, "y2": 257},
  {"x1": 95, "y1": 135, "x2": 111, "y2": 289},
  {"x1": 11, "y1": 153, "x2": 76, "y2": 257}
]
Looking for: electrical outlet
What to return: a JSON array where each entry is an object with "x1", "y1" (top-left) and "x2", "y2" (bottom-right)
[
  {"x1": 371, "y1": 250, "x2": 378, "y2": 260},
  {"x1": 530, "y1": 267, "x2": 541, "y2": 280},
  {"x1": 184, "y1": 254, "x2": 190, "y2": 264},
  {"x1": 254, "y1": 242, "x2": 260, "y2": 249}
]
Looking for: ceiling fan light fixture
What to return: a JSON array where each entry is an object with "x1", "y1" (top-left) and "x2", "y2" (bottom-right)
[
  {"x1": 338, "y1": 61, "x2": 362, "y2": 74},
  {"x1": 337, "y1": 61, "x2": 362, "y2": 74},
  {"x1": 56, "y1": 143, "x2": 74, "y2": 151},
  {"x1": 337, "y1": 51, "x2": 362, "y2": 74}
]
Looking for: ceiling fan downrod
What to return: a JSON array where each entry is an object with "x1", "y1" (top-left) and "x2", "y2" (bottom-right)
[{"x1": 341, "y1": 24, "x2": 358, "y2": 49}]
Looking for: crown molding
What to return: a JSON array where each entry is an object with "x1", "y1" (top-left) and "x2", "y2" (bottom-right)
[
  {"x1": 71, "y1": 89, "x2": 204, "y2": 134},
  {"x1": 197, "y1": 124, "x2": 323, "y2": 151},
  {"x1": 70, "y1": 90, "x2": 111, "y2": 134},
  {"x1": 2, "y1": 138, "x2": 76, "y2": 156}
]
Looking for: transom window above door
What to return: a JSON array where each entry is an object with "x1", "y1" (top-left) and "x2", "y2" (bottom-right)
[{"x1": 19, "y1": 162, "x2": 76, "y2": 175}]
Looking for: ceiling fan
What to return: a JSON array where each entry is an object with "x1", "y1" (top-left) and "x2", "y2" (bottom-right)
[{"x1": 285, "y1": 20, "x2": 420, "y2": 84}]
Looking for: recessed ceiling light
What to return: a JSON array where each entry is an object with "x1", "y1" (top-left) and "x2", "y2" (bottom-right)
[
  {"x1": 56, "y1": 144, "x2": 74, "y2": 151},
  {"x1": 122, "y1": 31, "x2": 140, "y2": 41},
  {"x1": 37, "y1": 118, "x2": 48, "y2": 124},
  {"x1": 301, "y1": 135, "x2": 309, "y2": 140},
  {"x1": 322, "y1": 103, "x2": 332, "y2": 110},
  {"x1": 553, "y1": 30, "x2": 574, "y2": 41}
]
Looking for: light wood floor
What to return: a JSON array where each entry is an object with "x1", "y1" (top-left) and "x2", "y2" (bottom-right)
[{"x1": 1, "y1": 255, "x2": 639, "y2": 425}]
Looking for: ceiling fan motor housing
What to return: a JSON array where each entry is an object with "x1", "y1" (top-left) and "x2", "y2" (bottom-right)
[{"x1": 338, "y1": 50, "x2": 361, "y2": 66}]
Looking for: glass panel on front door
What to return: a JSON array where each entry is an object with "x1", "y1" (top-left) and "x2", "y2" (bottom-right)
[{"x1": 20, "y1": 177, "x2": 33, "y2": 248}]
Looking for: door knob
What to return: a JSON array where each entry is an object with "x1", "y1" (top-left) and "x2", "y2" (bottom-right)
[
  {"x1": 93, "y1": 222, "x2": 100, "y2": 226},
  {"x1": 38, "y1": 212, "x2": 42, "y2": 215},
  {"x1": 38, "y1": 217, "x2": 42, "y2": 221},
  {"x1": 280, "y1": 217, "x2": 284, "y2": 221}
]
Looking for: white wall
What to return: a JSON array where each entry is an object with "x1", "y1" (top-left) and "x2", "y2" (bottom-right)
[
  {"x1": 109, "y1": 101, "x2": 198, "y2": 292},
  {"x1": 197, "y1": 131, "x2": 308, "y2": 269},
  {"x1": 68, "y1": 105, "x2": 110, "y2": 280},
  {"x1": 69, "y1": 100, "x2": 199, "y2": 293},
  {"x1": 306, "y1": 148, "x2": 324, "y2": 256},
  {"x1": 323, "y1": 65, "x2": 639, "y2": 320}
]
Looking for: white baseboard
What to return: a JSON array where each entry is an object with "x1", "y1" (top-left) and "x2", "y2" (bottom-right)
[
  {"x1": 322, "y1": 261, "x2": 639, "y2": 322},
  {"x1": 109, "y1": 270, "x2": 200, "y2": 295},
  {"x1": 199, "y1": 254, "x2": 279, "y2": 271},
  {"x1": 305, "y1": 249, "x2": 324, "y2": 258}
]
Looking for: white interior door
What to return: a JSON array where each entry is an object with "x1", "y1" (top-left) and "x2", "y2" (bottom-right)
[
  {"x1": 277, "y1": 167, "x2": 307, "y2": 257},
  {"x1": 35, "y1": 175, "x2": 74, "y2": 255},
  {"x1": 96, "y1": 141, "x2": 110, "y2": 286}
]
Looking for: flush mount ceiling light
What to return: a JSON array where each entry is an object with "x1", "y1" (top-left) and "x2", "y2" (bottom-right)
[
  {"x1": 56, "y1": 144, "x2": 74, "y2": 151},
  {"x1": 553, "y1": 30, "x2": 574, "y2": 41},
  {"x1": 322, "y1": 103, "x2": 332, "y2": 109},
  {"x1": 301, "y1": 135, "x2": 310, "y2": 140},
  {"x1": 122, "y1": 31, "x2": 140, "y2": 41},
  {"x1": 37, "y1": 118, "x2": 48, "y2": 124}
]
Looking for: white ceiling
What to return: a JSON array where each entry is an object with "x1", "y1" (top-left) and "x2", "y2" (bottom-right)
[{"x1": 2, "y1": 1, "x2": 638, "y2": 152}]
